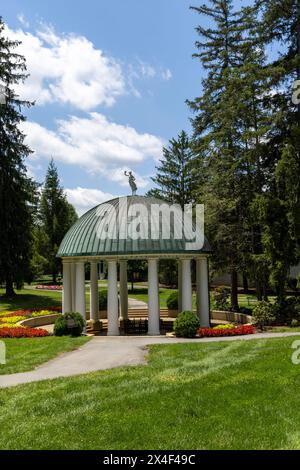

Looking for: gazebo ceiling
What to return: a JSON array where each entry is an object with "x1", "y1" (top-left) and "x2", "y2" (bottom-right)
[{"x1": 57, "y1": 195, "x2": 211, "y2": 258}]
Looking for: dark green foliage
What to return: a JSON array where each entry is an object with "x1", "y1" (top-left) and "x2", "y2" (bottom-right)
[
  {"x1": 159, "y1": 260, "x2": 178, "y2": 287},
  {"x1": 174, "y1": 311, "x2": 200, "y2": 338},
  {"x1": 53, "y1": 316, "x2": 67, "y2": 337},
  {"x1": 166, "y1": 291, "x2": 178, "y2": 310},
  {"x1": 273, "y1": 296, "x2": 300, "y2": 324},
  {"x1": 99, "y1": 290, "x2": 108, "y2": 311},
  {"x1": 39, "y1": 160, "x2": 78, "y2": 283},
  {"x1": 213, "y1": 287, "x2": 231, "y2": 311},
  {"x1": 149, "y1": 131, "x2": 199, "y2": 209},
  {"x1": 0, "y1": 18, "x2": 38, "y2": 296},
  {"x1": 54, "y1": 312, "x2": 85, "y2": 337},
  {"x1": 252, "y1": 301, "x2": 276, "y2": 330}
]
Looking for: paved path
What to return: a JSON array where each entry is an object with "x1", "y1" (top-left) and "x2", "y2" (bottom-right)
[{"x1": 1, "y1": 332, "x2": 300, "y2": 389}]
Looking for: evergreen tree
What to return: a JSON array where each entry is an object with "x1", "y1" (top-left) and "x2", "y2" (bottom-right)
[
  {"x1": 188, "y1": 0, "x2": 251, "y2": 310},
  {"x1": 253, "y1": 0, "x2": 300, "y2": 298},
  {"x1": 0, "y1": 18, "x2": 37, "y2": 296},
  {"x1": 39, "y1": 160, "x2": 77, "y2": 283},
  {"x1": 149, "y1": 131, "x2": 198, "y2": 209}
]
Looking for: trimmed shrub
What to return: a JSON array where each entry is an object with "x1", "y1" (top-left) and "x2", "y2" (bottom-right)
[
  {"x1": 174, "y1": 311, "x2": 200, "y2": 338},
  {"x1": 99, "y1": 290, "x2": 108, "y2": 311},
  {"x1": 273, "y1": 297, "x2": 300, "y2": 323},
  {"x1": 252, "y1": 301, "x2": 276, "y2": 330},
  {"x1": 54, "y1": 312, "x2": 85, "y2": 337},
  {"x1": 291, "y1": 319, "x2": 299, "y2": 328},
  {"x1": 166, "y1": 291, "x2": 178, "y2": 310},
  {"x1": 54, "y1": 316, "x2": 67, "y2": 337}
]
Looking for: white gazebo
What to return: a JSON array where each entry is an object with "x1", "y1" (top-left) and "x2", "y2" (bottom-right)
[{"x1": 57, "y1": 195, "x2": 211, "y2": 336}]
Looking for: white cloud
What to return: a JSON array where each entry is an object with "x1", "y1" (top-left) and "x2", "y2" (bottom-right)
[
  {"x1": 65, "y1": 187, "x2": 116, "y2": 215},
  {"x1": 4, "y1": 23, "x2": 172, "y2": 110},
  {"x1": 5, "y1": 25, "x2": 125, "y2": 110},
  {"x1": 17, "y1": 14, "x2": 30, "y2": 28},
  {"x1": 21, "y1": 112, "x2": 163, "y2": 180}
]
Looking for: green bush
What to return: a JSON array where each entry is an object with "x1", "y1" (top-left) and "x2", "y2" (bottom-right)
[
  {"x1": 99, "y1": 290, "x2": 108, "y2": 311},
  {"x1": 166, "y1": 291, "x2": 178, "y2": 310},
  {"x1": 54, "y1": 312, "x2": 85, "y2": 337},
  {"x1": 213, "y1": 286, "x2": 231, "y2": 311},
  {"x1": 273, "y1": 297, "x2": 300, "y2": 323},
  {"x1": 54, "y1": 316, "x2": 67, "y2": 336},
  {"x1": 174, "y1": 311, "x2": 200, "y2": 338},
  {"x1": 291, "y1": 319, "x2": 299, "y2": 328},
  {"x1": 252, "y1": 301, "x2": 276, "y2": 330}
]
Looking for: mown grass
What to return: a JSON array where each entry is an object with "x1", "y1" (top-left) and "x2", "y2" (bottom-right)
[
  {"x1": 0, "y1": 336, "x2": 91, "y2": 375},
  {"x1": 0, "y1": 337, "x2": 300, "y2": 449}
]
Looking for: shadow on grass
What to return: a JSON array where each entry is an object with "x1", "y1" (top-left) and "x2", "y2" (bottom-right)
[{"x1": 0, "y1": 293, "x2": 61, "y2": 312}]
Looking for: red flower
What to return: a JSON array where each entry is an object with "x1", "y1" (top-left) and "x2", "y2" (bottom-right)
[
  {"x1": 197, "y1": 324, "x2": 256, "y2": 338},
  {"x1": 0, "y1": 327, "x2": 49, "y2": 338}
]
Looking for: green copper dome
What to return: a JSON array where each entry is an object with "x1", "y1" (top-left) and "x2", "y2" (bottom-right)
[{"x1": 57, "y1": 196, "x2": 211, "y2": 258}]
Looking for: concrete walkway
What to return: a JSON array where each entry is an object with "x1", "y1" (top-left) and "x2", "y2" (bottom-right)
[{"x1": 1, "y1": 332, "x2": 300, "y2": 389}]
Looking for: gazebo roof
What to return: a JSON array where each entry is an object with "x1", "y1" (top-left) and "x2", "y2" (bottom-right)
[{"x1": 57, "y1": 195, "x2": 211, "y2": 258}]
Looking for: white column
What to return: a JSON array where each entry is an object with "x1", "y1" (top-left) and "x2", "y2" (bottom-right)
[
  {"x1": 90, "y1": 261, "x2": 99, "y2": 322},
  {"x1": 107, "y1": 260, "x2": 119, "y2": 336},
  {"x1": 70, "y1": 263, "x2": 76, "y2": 311},
  {"x1": 75, "y1": 261, "x2": 86, "y2": 322},
  {"x1": 119, "y1": 260, "x2": 128, "y2": 320},
  {"x1": 181, "y1": 259, "x2": 193, "y2": 311},
  {"x1": 62, "y1": 260, "x2": 72, "y2": 314},
  {"x1": 196, "y1": 258, "x2": 210, "y2": 327},
  {"x1": 148, "y1": 259, "x2": 160, "y2": 335},
  {"x1": 178, "y1": 260, "x2": 182, "y2": 313}
]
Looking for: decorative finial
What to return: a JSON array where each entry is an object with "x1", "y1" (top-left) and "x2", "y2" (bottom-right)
[{"x1": 124, "y1": 170, "x2": 137, "y2": 196}]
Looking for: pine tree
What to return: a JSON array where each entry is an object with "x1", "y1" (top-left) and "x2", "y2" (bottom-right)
[
  {"x1": 253, "y1": 0, "x2": 300, "y2": 298},
  {"x1": 149, "y1": 131, "x2": 198, "y2": 209},
  {"x1": 39, "y1": 160, "x2": 77, "y2": 283},
  {"x1": 0, "y1": 18, "x2": 37, "y2": 296},
  {"x1": 188, "y1": 0, "x2": 252, "y2": 310}
]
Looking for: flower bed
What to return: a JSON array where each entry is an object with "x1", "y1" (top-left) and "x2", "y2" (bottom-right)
[
  {"x1": 0, "y1": 316, "x2": 27, "y2": 324},
  {"x1": 35, "y1": 285, "x2": 63, "y2": 291},
  {"x1": 0, "y1": 307, "x2": 62, "y2": 319},
  {"x1": 0, "y1": 327, "x2": 49, "y2": 338},
  {"x1": 198, "y1": 324, "x2": 256, "y2": 338}
]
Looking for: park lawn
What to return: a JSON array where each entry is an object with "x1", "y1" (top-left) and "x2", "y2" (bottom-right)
[
  {"x1": 0, "y1": 336, "x2": 91, "y2": 375},
  {"x1": 0, "y1": 337, "x2": 300, "y2": 449}
]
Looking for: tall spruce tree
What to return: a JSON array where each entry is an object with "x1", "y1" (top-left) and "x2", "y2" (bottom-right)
[
  {"x1": 0, "y1": 18, "x2": 37, "y2": 296},
  {"x1": 188, "y1": 0, "x2": 251, "y2": 310},
  {"x1": 39, "y1": 160, "x2": 77, "y2": 283},
  {"x1": 149, "y1": 131, "x2": 198, "y2": 208},
  {"x1": 253, "y1": 0, "x2": 300, "y2": 298}
]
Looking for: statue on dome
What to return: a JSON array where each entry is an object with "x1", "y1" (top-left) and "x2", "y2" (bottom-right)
[{"x1": 124, "y1": 171, "x2": 137, "y2": 196}]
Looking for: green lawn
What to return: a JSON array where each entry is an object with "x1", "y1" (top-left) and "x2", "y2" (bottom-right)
[
  {"x1": 0, "y1": 284, "x2": 275, "y2": 313},
  {"x1": 0, "y1": 336, "x2": 300, "y2": 449},
  {"x1": 0, "y1": 336, "x2": 91, "y2": 375}
]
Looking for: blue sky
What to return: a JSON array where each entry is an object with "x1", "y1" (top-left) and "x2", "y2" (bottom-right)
[{"x1": 2, "y1": 0, "x2": 245, "y2": 214}]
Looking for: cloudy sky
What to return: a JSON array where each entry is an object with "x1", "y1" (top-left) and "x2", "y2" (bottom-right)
[{"x1": 2, "y1": 0, "x2": 206, "y2": 214}]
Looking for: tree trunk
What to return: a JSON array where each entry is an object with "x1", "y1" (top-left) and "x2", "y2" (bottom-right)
[
  {"x1": 5, "y1": 278, "x2": 15, "y2": 297},
  {"x1": 231, "y1": 269, "x2": 239, "y2": 311},
  {"x1": 243, "y1": 274, "x2": 249, "y2": 294},
  {"x1": 256, "y1": 282, "x2": 263, "y2": 301},
  {"x1": 52, "y1": 272, "x2": 57, "y2": 285}
]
